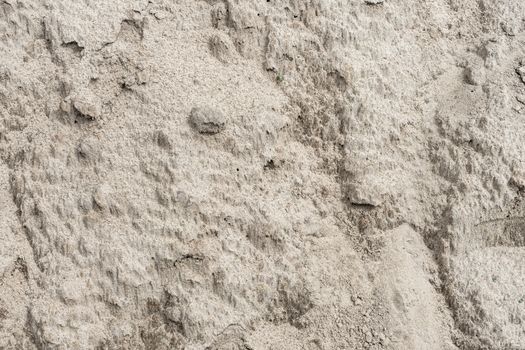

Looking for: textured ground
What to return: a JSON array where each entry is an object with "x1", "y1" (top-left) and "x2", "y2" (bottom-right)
[{"x1": 0, "y1": 0, "x2": 524, "y2": 349}]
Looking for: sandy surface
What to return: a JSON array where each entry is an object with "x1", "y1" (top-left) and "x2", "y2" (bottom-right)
[{"x1": 0, "y1": 0, "x2": 524, "y2": 349}]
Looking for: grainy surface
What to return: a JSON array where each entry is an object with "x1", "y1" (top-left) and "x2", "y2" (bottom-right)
[{"x1": 0, "y1": 0, "x2": 524, "y2": 349}]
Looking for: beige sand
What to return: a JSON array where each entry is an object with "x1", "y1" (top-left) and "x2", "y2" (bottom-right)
[{"x1": 0, "y1": 0, "x2": 524, "y2": 349}]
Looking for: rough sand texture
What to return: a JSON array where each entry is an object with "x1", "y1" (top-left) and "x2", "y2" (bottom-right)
[{"x1": 0, "y1": 0, "x2": 524, "y2": 349}]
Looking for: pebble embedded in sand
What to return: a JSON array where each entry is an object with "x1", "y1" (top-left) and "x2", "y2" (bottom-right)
[
  {"x1": 93, "y1": 184, "x2": 111, "y2": 210},
  {"x1": 365, "y1": 0, "x2": 384, "y2": 4},
  {"x1": 71, "y1": 88, "x2": 102, "y2": 120},
  {"x1": 189, "y1": 106, "x2": 226, "y2": 134}
]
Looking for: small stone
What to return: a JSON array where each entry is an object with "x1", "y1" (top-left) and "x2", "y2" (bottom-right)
[
  {"x1": 365, "y1": 0, "x2": 384, "y2": 4},
  {"x1": 71, "y1": 88, "x2": 102, "y2": 120},
  {"x1": 189, "y1": 106, "x2": 226, "y2": 134},
  {"x1": 365, "y1": 330, "x2": 373, "y2": 343},
  {"x1": 60, "y1": 99, "x2": 72, "y2": 114},
  {"x1": 93, "y1": 184, "x2": 111, "y2": 210}
]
